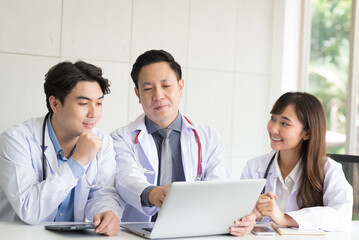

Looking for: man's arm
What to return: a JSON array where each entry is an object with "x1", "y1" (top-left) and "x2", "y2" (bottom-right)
[
  {"x1": 85, "y1": 134, "x2": 124, "y2": 236},
  {"x1": 0, "y1": 131, "x2": 78, "y2": 224},
  {"x1": 111, "y1": 130, "x2": 157, "y2": 216}
]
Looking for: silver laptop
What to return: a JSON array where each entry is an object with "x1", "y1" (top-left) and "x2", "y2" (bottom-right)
[{"x1": 121, "y1": 179, "x2": 266, "y2": 239}]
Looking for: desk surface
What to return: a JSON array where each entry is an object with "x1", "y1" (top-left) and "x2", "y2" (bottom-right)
[{"x1": 1, "y1": 221, "x2": 358, "y2": 240}]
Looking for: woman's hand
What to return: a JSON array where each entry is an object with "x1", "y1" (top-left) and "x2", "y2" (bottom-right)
[
  {"x1": 229, "y1": 212, "x2": 256, "y2": 236},
  {"x1": 253, "y1": 201, "x2": 263, "y2": 221},
  {"x1": 256, "y1": 192, "x2": 285, "y2": 224},
  {"x1": 256, "y1": 192, "x2": 298, "y2": 227}
]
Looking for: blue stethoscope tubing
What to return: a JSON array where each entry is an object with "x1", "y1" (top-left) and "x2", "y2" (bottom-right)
[
  {"x1": 261, "y1": 152, "x2": 276, "y2": 194},
  {"x1": 134, "y1": 116, "x2": 202, "y2": 181}
]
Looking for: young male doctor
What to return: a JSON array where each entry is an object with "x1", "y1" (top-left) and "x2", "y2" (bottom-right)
[
  {"x1": 0, "y1": 61, "x2": 123, "y2": 236},
  {"x1": 111, "y1": 50, "x2": 256, "y2": 236}
]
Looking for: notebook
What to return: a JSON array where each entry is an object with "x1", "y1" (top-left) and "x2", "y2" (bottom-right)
[
  {"x1": 121, "y1": 179, "x2": 266, "y2": 239},
  {"x1": 272, "y1": 223, "x2": 326, "y2": 236}
]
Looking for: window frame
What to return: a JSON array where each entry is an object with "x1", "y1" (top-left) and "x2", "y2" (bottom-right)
[{"x1": 300, "y1": 0, "x2": 359, "y2": 155}]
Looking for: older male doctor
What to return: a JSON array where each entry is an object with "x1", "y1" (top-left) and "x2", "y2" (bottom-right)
[
  {"x1": 0, "y1": 61, "x2": 123, "y2": 236},
  {"x1": 111, "y1": 50, "x2": 255, "y2": 236}
]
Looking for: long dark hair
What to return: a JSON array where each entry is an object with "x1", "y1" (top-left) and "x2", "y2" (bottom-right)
[{"x1": 271, "y1": 92, "x2": 327, "y2": 208}]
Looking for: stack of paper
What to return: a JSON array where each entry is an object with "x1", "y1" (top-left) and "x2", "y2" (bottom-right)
[{"x1": 271, "y1": 223, "x2": 325, "y2": 236}]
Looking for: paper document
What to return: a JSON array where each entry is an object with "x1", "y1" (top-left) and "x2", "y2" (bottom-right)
[{"x1": 271, "y1": 223, "x2": 325, "y2": 236}]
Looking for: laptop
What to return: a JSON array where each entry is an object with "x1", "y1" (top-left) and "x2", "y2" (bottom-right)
[{"x1": 121, "y1": 179, "x2": 266, "y2": 239}]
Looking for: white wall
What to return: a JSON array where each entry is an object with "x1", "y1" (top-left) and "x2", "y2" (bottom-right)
[{"x1": 0, "y1": 0, "x2": 303, "y2": 178}]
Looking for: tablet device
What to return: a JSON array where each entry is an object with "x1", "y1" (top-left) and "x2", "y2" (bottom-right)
[{"x1": 44, "y1": 223, "x2": 97, "y2": 231}]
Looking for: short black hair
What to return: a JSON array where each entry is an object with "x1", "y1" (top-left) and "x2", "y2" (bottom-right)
[
  {"x1": 131, "y1": 49, "x2": 182, "y2": 89},
  {"x1": 44, "y1": 61, "x2": 110, "y2": 113}
]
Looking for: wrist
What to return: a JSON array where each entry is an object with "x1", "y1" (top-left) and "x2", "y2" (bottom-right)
[
  {"x1": 274, "y1": 213, "x2": 298, "y2": 227},
  {"x1": 148, "y1": 187, "x2": 158, "y2": 206},
  {"x1": 141, "y1": 186, "x2": 156, "y2": 207},
  {"x1": 67, "y1": 157, "x2": 85, "y2": 178},
  {"x1": 71, "y1": 153, "x2": 87, "y2": 167},
  {"x1": 282, "y1": 213, "x2": 299, "y2": 228}
]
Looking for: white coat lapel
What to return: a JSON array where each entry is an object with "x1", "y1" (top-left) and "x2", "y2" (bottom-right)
[
  {"x1": 257, "y1": 151, "x2": 277, "y2": 193},
  {"x1": 180, "y1": 117, "x2": 197, "y2": 181},
  {"x1": 129, "y1": 115, "x2": 158, "y2": 183},
  {"x1": 261, "y1": 168, "x2": 275, "y2": 193},
  {"x1": 34, "y1": 117, "x2": 58, "y2": 175},
  {"x1": 137, "y1": 129, "x2": 158, "y2": 179},
  {"x1": 43, "y1": 134, "x2": 58, "y2": 175}
]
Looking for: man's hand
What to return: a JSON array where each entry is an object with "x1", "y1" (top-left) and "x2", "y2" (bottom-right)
[
  {"x1": 72, "y1": 132, "x2": 102, "y2": 167},
  {"x1": 229, "y1": 212, "x2": 256, "y2": 236},
  {"x1": 93, "y1": 210, "x2": 121, "y2": 236},
  {"x1": 148, "y1": 185, "x2": 170, "y2": 208}
]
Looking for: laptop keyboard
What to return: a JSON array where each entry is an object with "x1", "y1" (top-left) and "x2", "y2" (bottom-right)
[{"x1": 142, "y1": 228, "x2": 153, "y2": 232}]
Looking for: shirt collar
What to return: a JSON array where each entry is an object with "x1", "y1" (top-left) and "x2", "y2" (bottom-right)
[
  {"x1": 145, "y1": 112, "x2": 182, "y2": 134},
  {"x1": 289, "y1": 159, "x2": 302, "y2": 182},
  {"x1": 274, "y1": 154, "x2": 302, "y2": 183},
  {"x1": 46, "y1": 114, "x2": 65, "y2": 158}
]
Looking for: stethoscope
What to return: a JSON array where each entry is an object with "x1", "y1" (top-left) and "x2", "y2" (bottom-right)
[
  {"x1": 133, "y1": 116, "x2": 202, "y2": 181},
  {"x1": 261, "y1": 152, "x2": 276, "y2": 194},
  {"x1": 41, "y1": 112, "x2": 101, "y2": 188}
]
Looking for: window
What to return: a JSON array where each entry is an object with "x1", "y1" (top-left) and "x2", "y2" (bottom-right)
[
  {"x1": 309, "y1": 0, "x2": 351, "y2": 154},
  {"x1": 308, "y1": 0, "x2": 359, "y2": 220}
]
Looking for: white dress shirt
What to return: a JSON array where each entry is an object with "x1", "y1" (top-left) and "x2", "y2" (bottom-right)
[{"x1": 274, "y1": 154, "x2": 302, "y2": 212}]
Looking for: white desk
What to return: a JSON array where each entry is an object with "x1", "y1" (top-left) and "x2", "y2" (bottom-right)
[{"x1": 1, "y1": 221, "x2": 358, "y2": 240}]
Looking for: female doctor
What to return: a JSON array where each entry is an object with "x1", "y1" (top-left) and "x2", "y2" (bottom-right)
[{"x1": 237, "y1": 92, "x2": 353, "y2": 232}]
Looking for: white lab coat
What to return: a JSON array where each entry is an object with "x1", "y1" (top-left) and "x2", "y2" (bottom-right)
[
  {"x1": 111, "y1": 114, "x2": 230, "y2": 222},
  {"x1": 0, "y1": 117, "x2": 124, "y2": 224},
  {"x1": 241, "y1": 151, "x2": 353, "y2": 231}
]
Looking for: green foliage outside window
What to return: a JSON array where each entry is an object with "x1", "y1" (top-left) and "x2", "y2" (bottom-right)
[
  {"x1": 309, "y1": 0, "x2": 351, "y2": 154},
  {"x1": 310, "y1": 0, "x2": 359, "y2": 221}
]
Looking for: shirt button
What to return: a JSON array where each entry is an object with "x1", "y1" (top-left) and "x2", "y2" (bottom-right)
[{"x1": 59, "y1": 213, "x2": 62, "y2": 216}]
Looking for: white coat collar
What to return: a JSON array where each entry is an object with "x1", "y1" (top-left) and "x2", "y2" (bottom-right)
[
  {"x1": 257, "y1": 150, "x2": 277, "y2": 174},
  {"x1": 33, "y1": 116, "x2": 58, "y2": 175},
  {"x1": 181, "y1": 115, "x2": 197, "y2": 131},
  {"x1": 180, "y1": 115, "x2": 198, "y2": 181},
  {"x1": 275, "y1": 156, "x2": 302, "y2": 185},
  {"x1": 126, "y1": 113, "x2": 198, "y2": 181},
  {"x1": 127, "y1": 114, "x2": 147, "y2": 133},
  {"x1": 257, "y1": 151, "x2": 277, "y2": 192},
  {"x1": 126, "y1": 113, "x2": 196, "y2": 133}
]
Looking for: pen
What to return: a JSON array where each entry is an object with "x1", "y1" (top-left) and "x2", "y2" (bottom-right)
[{"x1": 272, "y1": 177, "x2": 277, "y2": 197}]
